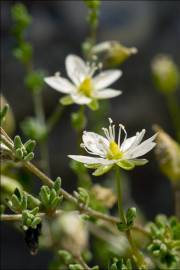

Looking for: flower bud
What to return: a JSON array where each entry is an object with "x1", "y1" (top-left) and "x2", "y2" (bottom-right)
[
  {"x1": 153, "y1": 125, "x2": 180, "y2": 182},
  {"x1": 91, "y1": 41, "x2": 138, "y2": 67},
  {"x1": 151, "y1": 55, "x2": 179, "y2": 94}
]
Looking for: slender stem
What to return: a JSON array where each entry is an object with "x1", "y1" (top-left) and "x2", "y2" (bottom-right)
[
  {"x1": 172, "y1": 182, "x2": 180, "y2": 219},
  {"x1": 0, "y1": 210, "x2": 63, "y2": 221},
  {"x1": 165, "y1": 92, "x2": 180, "y2": 143},
  {"x1": 47, "y1": 104, "x2": 64, "y2": 133},
  {"x1": 32, "y1": 91, "x2": 50, "y2": 175},
  {"x1": 115, "y1": 166, "x2": 147, "y2": 270}
]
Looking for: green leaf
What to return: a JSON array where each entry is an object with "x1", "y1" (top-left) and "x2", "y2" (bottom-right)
[
  {"x1": 24, "y1": 139, "x2": 36, "y2": 153},
  {"x1": 53, "y1": 177, "x2": 61, "y2": 192},
  {"x1": 14, "y1": 135, "x2": 23, "y2": 149},
  {"x1": 60, "y1": 95, "x2": 73, "y2": 105},
  {"x1": 0, "y1": 104, "x2": 9, "y2": 123},
  {"x1": 92, "y1": 164, "x2": 113, "y2": 176},
  {"x1": 117, "y1": 222, "x2": 128, "y2": 232},
  {"x1": 13, "y1": 42, "x2": 33, "y2": 65},
  {"x1": 31, "y1": 217, "x2": 41, "y2": 229},
  {"x1": 126, "y1": 207, "x2": 136, "y2": 227},
  {"x1": 117, "y1": 160, "x2": 135, "y2": 170},
  {"x1": 130, "y1": 159, "x2": 148, "y2": 166}
]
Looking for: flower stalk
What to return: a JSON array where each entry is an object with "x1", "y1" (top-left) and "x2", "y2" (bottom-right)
[{"x1": 115, "y1": 166, "x2": 147, "y2": 270}]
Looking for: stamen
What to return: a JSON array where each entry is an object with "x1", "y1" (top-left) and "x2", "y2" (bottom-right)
[
  {"x1": 118, "y1": 124, "x2": 122, "y2": 147},
  {"x1": 120, "y1": 124, "x2": 127, "y2": 145}
]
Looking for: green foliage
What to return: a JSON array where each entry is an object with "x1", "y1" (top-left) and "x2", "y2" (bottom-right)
[
  {"x1": 0, "y1": 104, "x2": 9, "y2": 124},
  {"x1": 147, "y1": 215, "x2": 180, "y2": 269},
  {"x1": 117, "y1": 208, "x2": 136, "y2": 232},
  {"x1": 83, "y1": 0, "x2": 101, "y2": 30},
  {"x1": 13, "y1": 42, "x2": 33, "y2": 65},
  {"x1": 22, "y1": 207, "x2": 41, "y2": 230},
  {"x1": 7, "y1": 188, "x2": 27, "y2": 213},
  {"x1": 87, "y1": 99, "x2": 99, "y2": 111},
  {"x1": 25, "y1": 70, "x2": 45, "y2": 93},
  {"x1": 13, "y1": 135, "x2": 36, "y2": 161},
  {"x1": 11, "y1": 3, "x2": 31, "y2": 39},
  {"x1": 109, "y1": 258, "x2": 132, "y2": 270},
  {"x1": 69, "y1": 264, "x2": 84, "y2": 270},
  {"x1": 21, "y1": 117, "x2": 47, "y2": 141},
  {"x1": 74, "y1": 187, "x2": 90, "y2": 207},
  {"x1": 39, "y1": 177, "x2": 63, "y2": 212}
]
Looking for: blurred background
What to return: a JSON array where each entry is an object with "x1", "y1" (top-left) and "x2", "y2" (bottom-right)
[{"x1": 1, "y1": 1, "x2": 180, "y2": 269}]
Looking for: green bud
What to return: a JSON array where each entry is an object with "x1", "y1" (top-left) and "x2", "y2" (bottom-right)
[
  {"x1": 49, "y1": 188, "x2": 56, "y2": 203},
  {"x1": 25, "y1": 70, "x2": 45, "y2": 93},
  {"x1": 39, "y1": 186, "x2": 50, "y2": 206},
  {"x1": 91, "y1": 41, "x2": 138, "y2": 68},
  {"x1": 50, "y1": 196, "x2": 61, "y2": 210},
  {"x1": 91, "y1": 266, "x2": 99, "y2": 270},
  {"x1": 31, "y1": 207, "x2": 39, "y2": 216},
  {"x1": 60, "y1": 95, "x2": 73, "y2": 106},
  {"x1": 11, "y1": 194, "x2": 21, "y2": 211},
  {"x1": 152, "y1": 54, "x2": 179, "y2": 94}
]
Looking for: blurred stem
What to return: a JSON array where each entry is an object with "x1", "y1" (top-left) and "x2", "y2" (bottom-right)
[
  {"x1": 47, "y1": 104, "x2": 64, "y2": 133},
  {"x1": 172, "y1": 182, "x2": 180, "y2": 219},
  {"x1": 165, "y1": 92, "x2": 180, "y2": 143},
  {"x1": 74, "y1": 254, "x2": 90, "y2": 270},
  {"x1": 32, "y1": 90, "x2": 50, "y2": 175},
  {"x1": 115, "y1": 166, "x2": 147, "y2": 270}
]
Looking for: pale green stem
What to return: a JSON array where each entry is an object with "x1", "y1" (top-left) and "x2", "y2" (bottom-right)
[
  {"x1": 165, "y1": 92, "x2": 180, "y2": 143},
  {"x1": 115, "y1": 166, "x2": 147, "y2": 270},
  {"x1": 32, "y1": 91, "x2": 50, "y2": 175},
  {"x1": 47, "y1": 104, "x2": 64, "y2": 133}
]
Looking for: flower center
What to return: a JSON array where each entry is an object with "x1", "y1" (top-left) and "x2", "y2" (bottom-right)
[
  {"x1": 107, "y1": 141, "x2": 123, "y2": 160},
  {"x1": 79, "y1": 77, "x2": 93, "y2": 97}
]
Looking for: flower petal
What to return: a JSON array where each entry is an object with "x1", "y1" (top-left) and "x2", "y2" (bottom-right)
[
  {"x1": 44, "y1": 76, "x2": 76, "y2": 94},
  {"x1": 125, "y1": 134, "x2": 157, "y2": 159},
  {"x1": 82, "y1": 131, "x2": 109, "y2": 157},
  {"x1": 65, "y1": 55, "x2": 88, "y2": 85},
  {"x1": 94, "y1": 89, "x2": 122, "y2": 99},
  {"x1": 68, "y1": 155, "x2": 114, "y2": 165},
  {"x1": 121, "y1": 135, "x2": 137, "y2": 152},
  {"x1": 123, "y1": 129, "x2": 146, "y2": 153},
  {"x1": 93, "y1": 70, "x2": 122, "y2": 90},
  {"x1": 71, "y1": 93, "x2": 92, "y2": 104}
]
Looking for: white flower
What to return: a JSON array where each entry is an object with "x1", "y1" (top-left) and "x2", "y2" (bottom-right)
[
  {"x1": 69, "y1": 118, "x2": 157, "y2": 176},
  {"x1": 44, "y1": 55, "x2": 122, "y2": 108}
]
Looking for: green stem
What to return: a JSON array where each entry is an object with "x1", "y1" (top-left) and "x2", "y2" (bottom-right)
[
  {"x1": 32, "y1": 91, "x2": 50, "y2": 175},
  {"x1": 47, "y1": 104, "x2": 64, "y2": 133},
  {"x1": 115, "y1": 166, "x2": 147, "y2": 270},
  {"x1": 165, "y1": 92, "x2": 180, "y2": 143}
]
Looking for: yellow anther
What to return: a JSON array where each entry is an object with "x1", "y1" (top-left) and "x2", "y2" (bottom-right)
[{"x1": 79, "y1": 77, "x2": 93, "y2": 97}]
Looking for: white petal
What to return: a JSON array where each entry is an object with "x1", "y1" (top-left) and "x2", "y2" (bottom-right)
[
  {"x1": 68, "y1": 155, "x2": 114, "y2": 165},
  {"x1": 121, "y1": 135, "x2": 137, "y2": 152},
  {"x1": 82, "y1": 131, "x2": 109, "y2": 157},
  {"x1": 125, "y1": 134, "x2": 157, "y2": 159},
  {"x1": 44, "y1": 76, "x2": 76, "y2": 94},
  {"x1": 94, "y1": 89, "x2": 122, "y2": 99},
  {"x1": 71, "y1": 93, "x2": 92, "y2": 104},
  {"x1": 65, "y1": 55, "x2": 88, "y2": 85},
  {"x1": 93, "y1": 70, "x2": 122, "y2": 90},
  {"x1": 124, "y1": 129, "x2": 146, "y2": 153}
]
